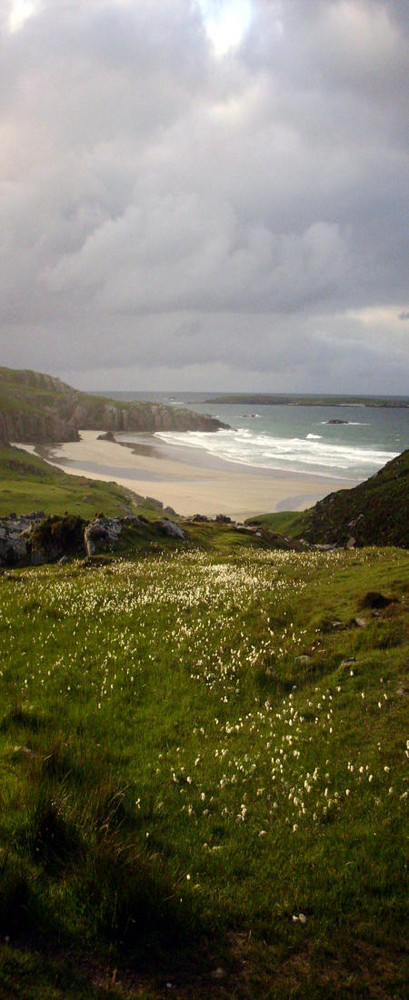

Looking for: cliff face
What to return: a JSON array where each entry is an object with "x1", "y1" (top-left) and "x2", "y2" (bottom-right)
[
  {"x1": 0, "y1": 409, "x2": 79, "y2": 443},
  {"x1": 0, "y1": 367, "x2": 227, "y2": 443},
  {"x1": 70, "y1": 397, "x2": 225, "y2": 434}
]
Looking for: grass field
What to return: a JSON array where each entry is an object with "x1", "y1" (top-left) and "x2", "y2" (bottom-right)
[
  {"x1": 0, "y1": 542, "x2": 408, "y2": 998},
  {"x1": 0, "y1": 444, "x2": 145, "y2": 519}
]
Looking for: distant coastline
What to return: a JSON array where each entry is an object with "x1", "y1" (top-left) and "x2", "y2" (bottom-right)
[{"x1": 204, "y1": 394, "x2": 409, "y2": 408}]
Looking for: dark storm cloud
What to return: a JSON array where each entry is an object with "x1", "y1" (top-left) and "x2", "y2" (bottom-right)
[{"x1": 0, "y1": 0, "x2": 409, "y2": 391}]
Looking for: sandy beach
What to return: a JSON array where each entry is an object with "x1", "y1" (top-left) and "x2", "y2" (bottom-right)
[{"x1": 18, "y1": 430, "x2": 359, "y2": 522}]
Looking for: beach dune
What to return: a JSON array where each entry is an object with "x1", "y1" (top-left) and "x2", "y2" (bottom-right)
[{"x1": 21, "y1": 430, "x2": 358, "y2": 522}]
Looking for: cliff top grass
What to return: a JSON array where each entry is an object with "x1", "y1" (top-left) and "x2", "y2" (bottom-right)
[
  {"x1": 0, "y1": 367, "x2": 74, "y2": 414},
  {"x1": 0, "y1": 543, "x2": 408, "y2": 998}
]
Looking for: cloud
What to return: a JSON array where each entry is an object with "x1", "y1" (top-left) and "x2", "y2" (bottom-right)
[{"x1": 0, "y1": 0, "x2": 409, "y2": 391}]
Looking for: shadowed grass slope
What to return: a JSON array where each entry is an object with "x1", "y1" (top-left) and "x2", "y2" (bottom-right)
[{"x1": 247, "y1": 448, "x2": 409, "y2": 549}]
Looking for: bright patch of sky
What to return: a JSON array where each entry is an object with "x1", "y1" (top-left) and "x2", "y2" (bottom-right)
[
  {"x1": 198, "y1": 0, "x2": 252, "y2": 55},
  {"x1": 8, "y1": 0, "x2": 38, "y2": 32}
]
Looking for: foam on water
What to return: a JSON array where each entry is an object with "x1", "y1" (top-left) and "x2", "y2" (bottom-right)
[{"x1": 155, "y1": 428, "x2": 398, "y2": 479}]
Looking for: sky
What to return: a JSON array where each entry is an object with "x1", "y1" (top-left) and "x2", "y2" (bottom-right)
[{"x1": 1, "y1": 0, "x2": 409, "y2": 393}]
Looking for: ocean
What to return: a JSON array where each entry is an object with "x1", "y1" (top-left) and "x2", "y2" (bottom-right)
[{"x1": 100, "y1": 392, "x2": 409, "y2": 482}]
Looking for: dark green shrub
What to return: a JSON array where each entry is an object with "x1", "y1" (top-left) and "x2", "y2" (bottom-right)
[{"x1": 30, "y1": 515, "x2": 86, "y2": 558}]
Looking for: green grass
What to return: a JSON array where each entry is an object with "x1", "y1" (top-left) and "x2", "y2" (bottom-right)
[
  {"x1": 0, "y1": 444, "x2": 144, "y2": 519},
  {"x1": 0, "y1": 544, "x2": 408, "y2": 997},
  {"x1": 245, "y1": 509, "x2": 313, "y2": 537}
]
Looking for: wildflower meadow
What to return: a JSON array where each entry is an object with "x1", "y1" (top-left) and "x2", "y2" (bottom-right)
[{"x1": 0, "y1": 544, "x2": 408, "y2": 998}]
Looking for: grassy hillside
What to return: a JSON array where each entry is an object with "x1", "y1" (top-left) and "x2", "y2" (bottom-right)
[
  {"x1": 0, "y1": 544, "x2": 408, "y2": 998},
  {"x1": 247, "y1": 449, "x2": 409, "y2": 550},
  {"x1": 301, "y1": 448, "x2": 409, "y2": 548},
  {"x1": 0, "y1": 444, "x2": 143, "y2": 519},
  {"x1": 246, "y1": 509, "x2": 311, "y2": 538}
]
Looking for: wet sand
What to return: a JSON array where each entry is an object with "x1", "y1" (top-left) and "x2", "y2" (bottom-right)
[{"x1": 21, "y1": 430, "x2": 357, "y2": 522}]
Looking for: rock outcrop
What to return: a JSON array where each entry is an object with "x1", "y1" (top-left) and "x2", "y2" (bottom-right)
[
  {"x1": 0, "y1": 513, "x2": 87, "y2": 566},
  {"x1": 0, "y1": 512, "x2": 85, "y2": 566},
  {"x1": 0, "y1": 511, "x2": 187, "y2": 566},
  {"x1": 84, "y1": 516, "x2": 123, "y2": 556},
  {"x1": 158, "y1": 519, "x2": 185, "y2": 540},
  {"x1": 30, "y1": 515, "x2": 86, "y2": 565},
  {"x1": 0, "y1": 514, "x2": 41, "y2": 566}
]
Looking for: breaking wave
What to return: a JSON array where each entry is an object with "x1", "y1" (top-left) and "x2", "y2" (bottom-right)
[{"x1": 155, "y1": 427, "x2": 398, "y2": 480}]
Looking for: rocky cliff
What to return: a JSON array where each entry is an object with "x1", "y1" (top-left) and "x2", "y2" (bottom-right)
[{"x1": 0, "y1": 367, "x2": 227, "y2": 442}]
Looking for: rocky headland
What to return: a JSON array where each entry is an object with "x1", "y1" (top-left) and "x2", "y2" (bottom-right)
[{"x1": 0, "y1": 367, "x2": 228, "y2": 443}]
